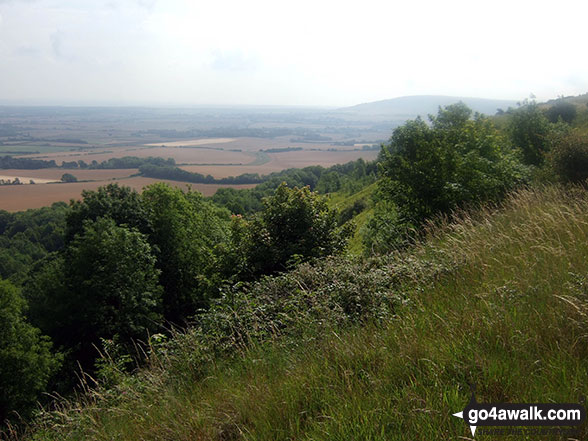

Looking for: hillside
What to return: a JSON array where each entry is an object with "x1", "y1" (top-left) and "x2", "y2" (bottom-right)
[
  {"x1": 327, "y1": 182, "x2": 376, "y2": 255},
  {"x1": 338, "y1": 95, "x2": 517, "y2": 118},
  {"x1": 23, "y1": 185, "x2": 588, "y2": 440}
]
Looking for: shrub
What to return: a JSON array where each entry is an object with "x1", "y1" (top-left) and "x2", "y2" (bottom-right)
[{"x1": 549, "y1": 133, "x2": 588, "y2": 184}]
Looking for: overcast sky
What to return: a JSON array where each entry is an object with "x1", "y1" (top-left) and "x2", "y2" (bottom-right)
[{"x1": 0, "y1": 0, "x2": 587, "y2": 107}]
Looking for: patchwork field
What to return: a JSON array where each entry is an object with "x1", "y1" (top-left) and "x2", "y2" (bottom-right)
[
  {"x1": 179, "y1": 149, "x2": 379, "y2": 178},
  {"x1": 18, "y1": 146, "x2": 256, "y2": 165},
  {"x1": 144, "y1": 138, "x2": 236, "y2": 147},
  {"x1": 0, "y1": 107, "x2": 388, "y2": 211},
  {"x1": 0, "y1": 142, "x2": 379, "y2": 211}
]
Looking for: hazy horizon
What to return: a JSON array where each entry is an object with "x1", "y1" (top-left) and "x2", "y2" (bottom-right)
[
  {"x1": 1, "y1": 0, "x2": 587, "y2": 107},
  {"x1": 0, "y1": 94, "x2": 516, "y2": 110}
]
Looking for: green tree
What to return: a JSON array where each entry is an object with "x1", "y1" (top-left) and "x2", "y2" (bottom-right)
[
  {"x1": 0, "y1": 279, "x2": 60, "y2": 422},
  {"x1": 372, "y1": 103, "x2": 527, "y2": 250},
  {"x1": 142, "y1": 183, "x2": 230, "y2": 324},
  {"x1": 231, "y1": 183, "x2": 352, "y2": 277},
  {"x1": 26, "y1": 219, "x2": 162, "y2": 370},
  {"x1": 66, "y1": 183, "x2": 151, "y2": 242},
  {"x1": 60, "y1": 173, "x2": 77, "y2": 183},
  {"x1": 507, "y1": 100, "x2": 552, "y2": 165},
  {"x1": 549, "y1": 132, "x2": 588, "y2": 184},
  {"x1": 545, "y1": 99, "x2": 577, "y2": 124},
  {"x1": 0, "y1": 203, "x2": 67, "y2": 282}
]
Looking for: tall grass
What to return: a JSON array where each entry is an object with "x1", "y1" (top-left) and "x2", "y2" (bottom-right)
[{"x1": 18, "y1": 185, "x2": 588, "y2": 440}]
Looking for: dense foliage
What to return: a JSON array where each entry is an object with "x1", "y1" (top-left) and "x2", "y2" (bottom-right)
[
  {"x1": 141, "y1": 184, "x2": 230, "y2": 324},
  {"x1": 366, "y1": 103, "x2": 528, "y2": 252},
  {"x1": 545, "y1": 98, "x2": 577, "y2": 124},
  {"x1": 0, "y1": 204, "x2": 68, "y2": 282},
  {"x1": 89, "y1": 156, "x2": 175, "y2": 169},
  {"x1": 225, "y1": 184, "x2": 353, "y2": 278},
  {"x1": 65, "y1": 184, "x2": 152, "y2": 242},
  {"x1": 141, "y1": 158, "x2": 378, "y2": 202},
  {"x1": 0, "y1": 156, "x2": 57, "y2": 169},
  {"x1": 0, "y1": 179, "x2": 349, "y2": 416},
  {"x1": 506, "y1": 100, "x2": 553, "y2": 165},
  {"x1": 139, "y1": 164, "x2": 264, "y2": 185},
  {"x1": 60, "y1": 173, "x2": 77, "y2": 183},
  {"x1": 22, "y1": 186, "x2": 588, "y2": 441},
  {"x1": 0, "y1": 155, "x2": 174, "y2": 170},
  {"x1": 0, "y1": 279, "x2": 60, "y2": 422},
  {"x1": 25, "y1": 219, "x2": 163, "y2": 371},
  {"x1": 549, "y1": 131, "x2": 588, "y2": 184},
  {"x1": 209, "y1": 159, "x2": 377, "y2": 215}
]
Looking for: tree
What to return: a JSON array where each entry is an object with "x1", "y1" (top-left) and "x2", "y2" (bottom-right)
[
  {"x1": 0, "y1": 279, "x2": 60, "y2": 422},
  {"x1": 549, "y1": 132, "x2": 588, "y2": 184},
  {"x1": 230, "y1": 183, "x2": 352, "y2": 277},
  {"x1": 60, "y1": 173, "x2": 77, "y2": 183},
  {"x1": 142, "y1": 183, "x2": 230, "y2": 324},
  {"x1": 507, "y1": 100, "x2": 552, "y2": 165},
  {"x1": 26, "y1": 219, "x2": 162, "y2": 370},
  {"x1": 66, "y1": 183, "x2": 151, "y2": 242},
  {"x1": 545, "y1": 99, "x2": 577, "y2": 124},
  {"x1": 373, "y1": 103, "x2": 528, "y2": 248}
]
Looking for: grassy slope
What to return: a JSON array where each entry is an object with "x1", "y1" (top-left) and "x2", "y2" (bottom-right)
[
  {"x1": 25, "y1": 186, "x2": 588, "y2": 440},
  {"x1": 327, "y1": 183, "x2": 376, "y2": 255}
]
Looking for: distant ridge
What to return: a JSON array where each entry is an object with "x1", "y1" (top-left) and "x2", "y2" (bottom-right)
[{"x1": 339, "y1": 95, "x2": 518, "y2": 118}]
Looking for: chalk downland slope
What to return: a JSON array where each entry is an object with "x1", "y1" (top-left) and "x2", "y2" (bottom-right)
[{"x1": 26, "y1": 185, "x2": 588, "y2": 440}]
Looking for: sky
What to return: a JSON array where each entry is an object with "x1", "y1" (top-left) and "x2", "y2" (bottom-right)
[{"x1": 0, "y1": 0, "x2": 587, "y2": 107}]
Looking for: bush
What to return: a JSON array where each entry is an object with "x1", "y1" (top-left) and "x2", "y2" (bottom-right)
[{"x1": 549, "y1": 133, "x2": 588, "y2": 184}]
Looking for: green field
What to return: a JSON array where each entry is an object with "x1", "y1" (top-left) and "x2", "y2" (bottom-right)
[{"x1": 0, "y1": 145, "x2": 78, "y2": 154}]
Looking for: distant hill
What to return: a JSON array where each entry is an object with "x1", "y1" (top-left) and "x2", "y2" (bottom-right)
[
  {"x1": 339, "y1": 95, "x2": 518, "y2": 118},
  {"x1": 542, "y1": 92, "x2": 588, "y2": 107}
]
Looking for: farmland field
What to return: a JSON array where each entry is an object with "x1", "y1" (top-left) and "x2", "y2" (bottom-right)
[
  {"x1": 144, "y1": 138, "x2": 236, "y2": 147},
  {"x1": 19, "y1": 146, "x2": 256, "y2": 166},
  {"x1": 0, "y1": 168, "x2": 139, "y2": 181},
  {"x1": 179, "y1": 149, "x2": 379, "y2": 178},
  {"x1": 0, "y1": 178, "x2": 257, "y2": 211},
  {"x1": 0, "y1": 106, "x2": 388, "y2": 211},
  {"x1": 0, "y1": 174, "x2": 56, "y2": 184}
]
